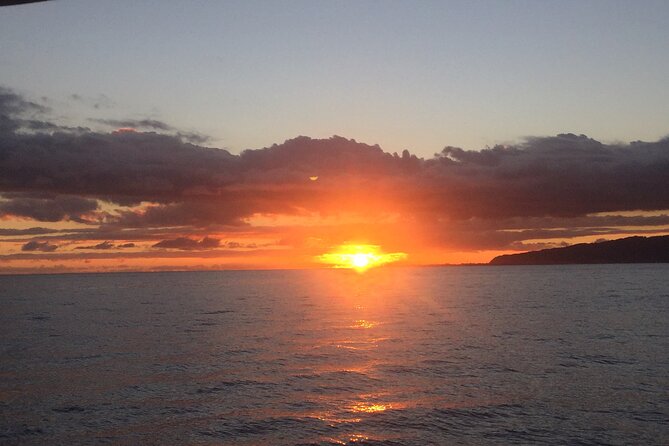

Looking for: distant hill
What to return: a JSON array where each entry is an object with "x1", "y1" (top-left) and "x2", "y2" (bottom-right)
[{"x1": 489, "y1": 235, "x2": 669, "y2": 265}]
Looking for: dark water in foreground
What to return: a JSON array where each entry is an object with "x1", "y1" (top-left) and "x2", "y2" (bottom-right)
[{"x1": 1, "y1": 265, "x2": 668, "y2": 445}]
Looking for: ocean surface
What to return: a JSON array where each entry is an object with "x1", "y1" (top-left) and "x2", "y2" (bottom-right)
[{"x1": 1, "y1": 265, "x2": 667, "y2": 445}]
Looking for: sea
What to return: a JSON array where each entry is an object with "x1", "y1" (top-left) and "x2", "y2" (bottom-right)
[{"x1": 1, "y1": 265, "x2": 667, "y2": 445}]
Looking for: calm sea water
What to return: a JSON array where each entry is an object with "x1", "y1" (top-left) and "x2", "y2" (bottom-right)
[{"x1": 1, "y1": 265, "x2": 667, "y2": 445}]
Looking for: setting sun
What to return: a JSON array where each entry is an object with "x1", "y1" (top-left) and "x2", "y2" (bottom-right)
[
  {"x1": 351, "y1": 253, "x2": 370, "y2": 268},
  {"x1": 316, "y1": 244, "x2": 407, "y2": 271}
]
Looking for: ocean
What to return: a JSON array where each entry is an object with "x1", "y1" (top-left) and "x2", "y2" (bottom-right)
[{"x1": 1, "y1": 265, "x2": 667, "y2": 445}]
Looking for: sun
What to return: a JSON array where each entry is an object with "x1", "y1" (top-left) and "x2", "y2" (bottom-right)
[
  {"x1": 351, "y1": 253, "x2": 370, "y2": 268},
  {"x1": 316, "y1": 244, "x2": 407, "y2": 272}
]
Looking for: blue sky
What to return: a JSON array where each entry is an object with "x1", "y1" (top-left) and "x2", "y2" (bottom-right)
[{"x1": 1, "y1": 0, "x2": 668, "y2": 156}]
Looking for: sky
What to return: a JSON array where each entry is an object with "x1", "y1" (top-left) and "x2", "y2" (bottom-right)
[
  {"x1": 2, "y1": 0, "x2": 669, "y2": 154},
  {"x1": 0, "y1": 0, "x2": 668, "y2": 273}
]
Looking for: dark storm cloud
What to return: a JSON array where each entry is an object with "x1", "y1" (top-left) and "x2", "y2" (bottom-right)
[
  {"x1": 238, "y1": 136, "x2": 405, "y2": 177},
  {"x1": 0, "y1": 129, "x2": 238, "y2": 205},
  {"x1": 0, "y1": 194, "x2": 99, "y2": 222},
  {"x1": 0, "y1": 227, "x2": 59, "y2": 236},
  {"x1": 235, "y1": 133, "x2": 669, "y2": 220},
  {"x1": 425, "y1": 134, "x2": 669, "y2": 219},
  {"x1": 21, "y1": 240, "x2": 58, "y2": 252},
  {"x1": 152, "y1": 237, "x2": 220, "y2": 250},
  {"x1": 1, "y1": 87, "x2": 669, "y2": 252},
  {"x1": 110, "y1": 195, "x2": 297, "y2": 228}
]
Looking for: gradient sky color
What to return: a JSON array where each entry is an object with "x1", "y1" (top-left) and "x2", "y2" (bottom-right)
[{"x1": 1, "y1": 0, "x2": 668, "y2": 155}]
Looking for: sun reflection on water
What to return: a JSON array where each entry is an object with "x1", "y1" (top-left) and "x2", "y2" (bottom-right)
[
  {"x1": 351, "y1": 319, "x2": 376, "y2": 329},
  {"x1": 298, "y1": 268, "x2": 429, "y2": 446},
  {"x1": 350, "y1": 402, "x2": 390, "y2": 413},
  {"x1": 329, "y1": 434, "x2": 371, "y2": 444},
  {"x1": 333, "y1": 337, "x2": 388, "y2": 350}
]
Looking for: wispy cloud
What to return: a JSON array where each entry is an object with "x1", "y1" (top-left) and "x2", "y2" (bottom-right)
[{"x1": 153, "y1": 237, "x2": 220, "y2": 250}]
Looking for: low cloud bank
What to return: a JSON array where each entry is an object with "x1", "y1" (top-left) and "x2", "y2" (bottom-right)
[{"x1": 1, "y1": 86, "x2": 668, "y2": 255}]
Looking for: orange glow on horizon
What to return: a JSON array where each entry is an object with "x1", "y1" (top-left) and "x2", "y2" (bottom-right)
[{"x1": 316, "y1": 244, "x2": 407, "y2": 272}]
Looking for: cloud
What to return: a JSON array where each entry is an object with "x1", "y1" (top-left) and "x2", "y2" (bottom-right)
[
  {"x1": 0, "y1": 194, "x2": 98, "y2": 222},
  {"x1": 91, "y1": 118, "x2": 173, "y2": 131},
  {"x1": 69, "y1": 93, "x2": 115, "y2": 110},
  {"x1": 0, "y1": 86, "x2": 49, "y2": 134},
  {"x1": 3, "y1": 101, "x2": 668, "y2": 223},
  {"x1": 1, "y1": 86, "x2": 669, "y2": 256},
  {"x1": 75, "y1": 241, "x2": 114, "y2": 250},
  {"x1": 0, "y1": 227, "x2": 59, "y2": 236},
  {"x1": 152, "y1": 237, "x2": 220, "y2": 250},
  {"x1": 112, "y1": 201, "x2": 249, "y2": 227},
  {"x1": 1, "y1": 87, "x2": 93, "y2": 135},
  {"x1": 0, "y1": 129, "x2": 237, "y2": 206},
  {"x1": 21, "y1": 240, "x2": 58, "y2": 252},
  {"x1": 74, "y1": 241, "x2": 137, "y2": 250},
  {"x1": 90, "y1": 118, "x2": 209, "y2": 144},
  {"x1": 424, "y1": 134, "x2": 669, "y2": 219}
]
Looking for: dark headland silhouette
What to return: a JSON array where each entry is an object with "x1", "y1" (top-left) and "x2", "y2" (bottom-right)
[{"x1": 490, "y1": 235, "x2": 669, "y2": 265}]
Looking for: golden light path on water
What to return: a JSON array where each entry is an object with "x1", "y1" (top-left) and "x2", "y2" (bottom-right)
[
  {"x1": 316, "y1": 244, "x2": 407, "y2": 272},
  {"x1": 301, "y1": 267, "x2": 440, "y2": 445}
]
